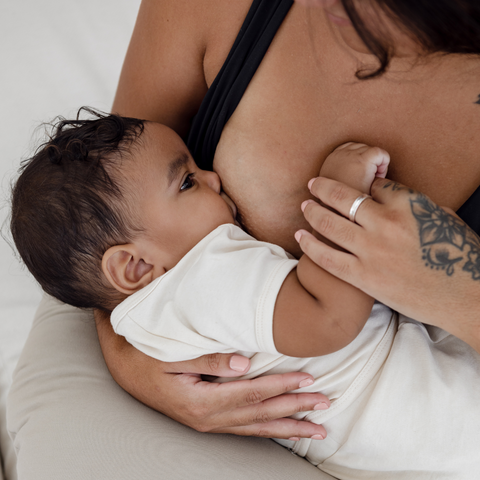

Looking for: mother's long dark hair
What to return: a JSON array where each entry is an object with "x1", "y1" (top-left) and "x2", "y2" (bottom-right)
[{"x1": 342, "y1": 0, "x2": 480, "y2": 78}]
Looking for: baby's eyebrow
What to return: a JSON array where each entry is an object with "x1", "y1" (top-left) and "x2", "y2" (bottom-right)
[{"x1": 167, "y1": 152, "x2": 190, "y2": 187}]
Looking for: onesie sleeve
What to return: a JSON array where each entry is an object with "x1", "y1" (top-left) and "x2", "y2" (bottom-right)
[{"x1": 111, "y1": 225, "x2": 298, "y2": 362}]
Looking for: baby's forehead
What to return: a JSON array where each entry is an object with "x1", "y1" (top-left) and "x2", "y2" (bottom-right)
[
  {"x1": 121, "y1": 125, "x2": 192, "y2": 192},
  {"x1": 133, "y1": 123, "x2": 192, "y2": 174}
]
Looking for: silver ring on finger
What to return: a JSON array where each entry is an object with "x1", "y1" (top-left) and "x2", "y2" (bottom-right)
[{"x1": 348, "y1": 194, "x2": 371, "y2": 223}]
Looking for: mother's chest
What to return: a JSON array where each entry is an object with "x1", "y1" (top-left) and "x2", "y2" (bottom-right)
[{"x1": 215, "y1": 49, "x2": 480, "y2": 212}]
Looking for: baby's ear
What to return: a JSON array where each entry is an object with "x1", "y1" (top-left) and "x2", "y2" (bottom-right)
[{"x1": 102, "y1": 245, "x2": 155, "y2": 295}]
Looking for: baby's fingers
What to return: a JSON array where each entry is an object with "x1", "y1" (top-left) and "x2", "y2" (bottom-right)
[{"x1": 374, "y1": 151, "x2": 390, "y2": 178}]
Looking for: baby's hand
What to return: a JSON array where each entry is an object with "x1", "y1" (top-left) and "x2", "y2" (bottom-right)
[{"x1": 320, "y1": 142, "x2": 390, "y2": 194}]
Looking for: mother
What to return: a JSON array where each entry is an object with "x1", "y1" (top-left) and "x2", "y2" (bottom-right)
[{"x1": 94, "y1": 0, "x2": 480, "y2": 441}]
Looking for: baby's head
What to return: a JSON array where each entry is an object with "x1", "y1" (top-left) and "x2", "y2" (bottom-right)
[{"x1": 11, "y1": 108, "x2": 236, "y2": 311}]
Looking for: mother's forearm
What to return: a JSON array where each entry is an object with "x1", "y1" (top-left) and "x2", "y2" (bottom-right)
[
  {"x1": 94, "y1": 310, "x2": 162, "y2": 409},
  {"x1": 404, "y1": 190, "x2": 480, "y2": 348}
]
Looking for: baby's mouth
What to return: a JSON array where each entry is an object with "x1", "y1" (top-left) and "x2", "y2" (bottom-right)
[{"x1": 220, "y1": 191, "x2": 237, "y2": 220}]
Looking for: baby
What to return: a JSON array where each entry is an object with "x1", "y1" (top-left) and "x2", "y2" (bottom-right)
[
  {"x1": 11, "y1": 109, "x2": 388, "y2": 355},
  {"x1": 12, "y1": 109, "x2": 480, "y2": 479}
]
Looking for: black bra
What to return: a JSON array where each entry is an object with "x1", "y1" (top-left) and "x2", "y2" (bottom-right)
[
  {"x1": 186, "y1": 0, "x2": 293, "y2": 169},
  {"x1": 186, "y1": 0, "x2": 480, "y2": 234}
]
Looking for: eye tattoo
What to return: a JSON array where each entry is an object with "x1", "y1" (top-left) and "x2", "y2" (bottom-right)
[{"x1": 410, "y1": 194, "x2": 480, "y2": 281}]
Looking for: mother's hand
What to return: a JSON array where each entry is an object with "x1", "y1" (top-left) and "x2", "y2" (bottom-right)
[
  {"x1": 95, "y1": 311, "x2": 330, "y2": 440},
  {"x1": 296, "y1": 176, "x2": 480, "y2": 353}
]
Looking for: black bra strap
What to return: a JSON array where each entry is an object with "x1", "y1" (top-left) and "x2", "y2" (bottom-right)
[
  {"x1": 457, "y1": 185, "x2": 480, "y2": 235},
  {"x1": 186, "y1": 0, "x2": 293, "y2": 170}
]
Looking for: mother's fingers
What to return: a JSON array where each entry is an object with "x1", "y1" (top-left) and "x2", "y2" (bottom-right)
[
  {"x1": 308, "y1": 176, "x2": 379, "y2": 226},
  {"x1": 296, "y1": 229, "x2": 363, "y2": 287},
  {"x1": 171, "y1": 372, "x2": 330, "y2": 436},
  {"x1": 214, "y1": 373, "x2": 330, "y2": 410},
  {"x1": 198, "y1": 372, "x2": 330, "y2": 411},
  {"x1": 170, "y1": 370, "x2": 330, "y2": 413},
  {"x1": 166, "y1": 353, "x2": 251, "y2": 377},
  {"x1": 213, "y1": 417, "x2": 327, "y2": 440},
  {"x1": 370, "y1": 177, "x2": 415, "y2": 202},
  {"x1": 208, "y1": 387, "x2": 329, "y2": 435},
  {"x1": 301, "y1": 200, "x2": 366, "y2": 255}
]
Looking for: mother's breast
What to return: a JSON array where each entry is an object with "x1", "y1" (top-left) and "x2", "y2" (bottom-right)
[{"x1": 213, "y1": 120, "x2": 327, "y2": 256}]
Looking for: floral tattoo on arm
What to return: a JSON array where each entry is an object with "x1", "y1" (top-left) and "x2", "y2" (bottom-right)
[
  {"x1": 410, "y1": 195, "x2": 480, "y2": 280},
  {"x1": 383, "y1": 181, "x2": 480, "y2": 281}
]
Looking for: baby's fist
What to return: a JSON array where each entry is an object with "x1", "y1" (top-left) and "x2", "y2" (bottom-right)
[{"x1": 320, "y1": 142, "x2": 390, "y2": 194}]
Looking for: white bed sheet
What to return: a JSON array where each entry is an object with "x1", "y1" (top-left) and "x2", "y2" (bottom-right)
[{"x1": 0, "y1": 2, "x2": 141, "y2": 478}]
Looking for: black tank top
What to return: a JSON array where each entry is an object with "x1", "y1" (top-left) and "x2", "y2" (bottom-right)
[{"x1": 186, "y1": 0, "x2": 480, "y2": 234}]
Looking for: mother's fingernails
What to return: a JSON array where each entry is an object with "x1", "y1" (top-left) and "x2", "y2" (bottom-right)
[
  {"x1": 288, "y1": 437, "x2": 300, "y2": 442},
  {"x1": 294, "y1": 230, "x2": 303, "y2": 243},
  {"x1": 229, "y1": 355, "x2": 249, "y2": 372},
  {"x1": 301, "y1": 200, "x2": 314, "y2": 212},
  {"x1": 311, "y1": 434, "x2": 325, "y2": 440},
  {"x1": 298, "y1": 378, "x2": 314, "y2": 388},
  {"x1": 308, "y1": 178, "x2": 317, "y2": 190},
  {"x1": 314, "y1": 402, "x2": 329, "y2": 410}
]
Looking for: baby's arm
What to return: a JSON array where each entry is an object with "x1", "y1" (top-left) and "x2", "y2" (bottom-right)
[{"x1": 273, "y1": 143, "x2": 389, "y2": 358}]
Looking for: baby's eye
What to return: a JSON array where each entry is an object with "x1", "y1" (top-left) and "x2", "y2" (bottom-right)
[{"x1": 180, "y1": 173, "x2": 196, "y2": 191}]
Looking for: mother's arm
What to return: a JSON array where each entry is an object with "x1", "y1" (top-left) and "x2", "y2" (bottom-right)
[
  {"x1": 102, "y1": 0, "x2": 330, "y2": 438},
  {"x1": 95, "y1": 310, "x2": 330, "y2": 438},
  {"x1": 297, "y1": 176, "x2": 480, "y2": 353}
]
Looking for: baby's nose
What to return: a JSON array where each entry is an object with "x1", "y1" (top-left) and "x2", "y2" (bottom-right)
[{"x1": 205, "y1": 170, "x2": 221, "y2": 193}]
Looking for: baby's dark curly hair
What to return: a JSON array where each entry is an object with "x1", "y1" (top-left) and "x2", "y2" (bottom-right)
[{"x1": 10, "y1": 107, "x2": 145, "y2": 312}]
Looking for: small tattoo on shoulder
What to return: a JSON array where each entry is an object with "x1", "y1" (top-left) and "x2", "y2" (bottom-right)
[
  {"x1": 410, "y1": 194, "x2": 480, "y2": 281},
  {"x1": 474, "y1": 94, "x2": 480, "y2": 105}
]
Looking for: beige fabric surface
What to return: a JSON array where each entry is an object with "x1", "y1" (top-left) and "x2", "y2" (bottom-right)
[
  {"x1": 7, "y1": 295, "x2": 336, "y2": 480},
  {"x1": 0, "y1": 366, "x2": 5, "y2": 480},
  {"x1": 0, "y1": 356, "x2": 8, "y2": 480},
  {"x1": 0, "y1": 443, "x2": 4, "y2": 480}
]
